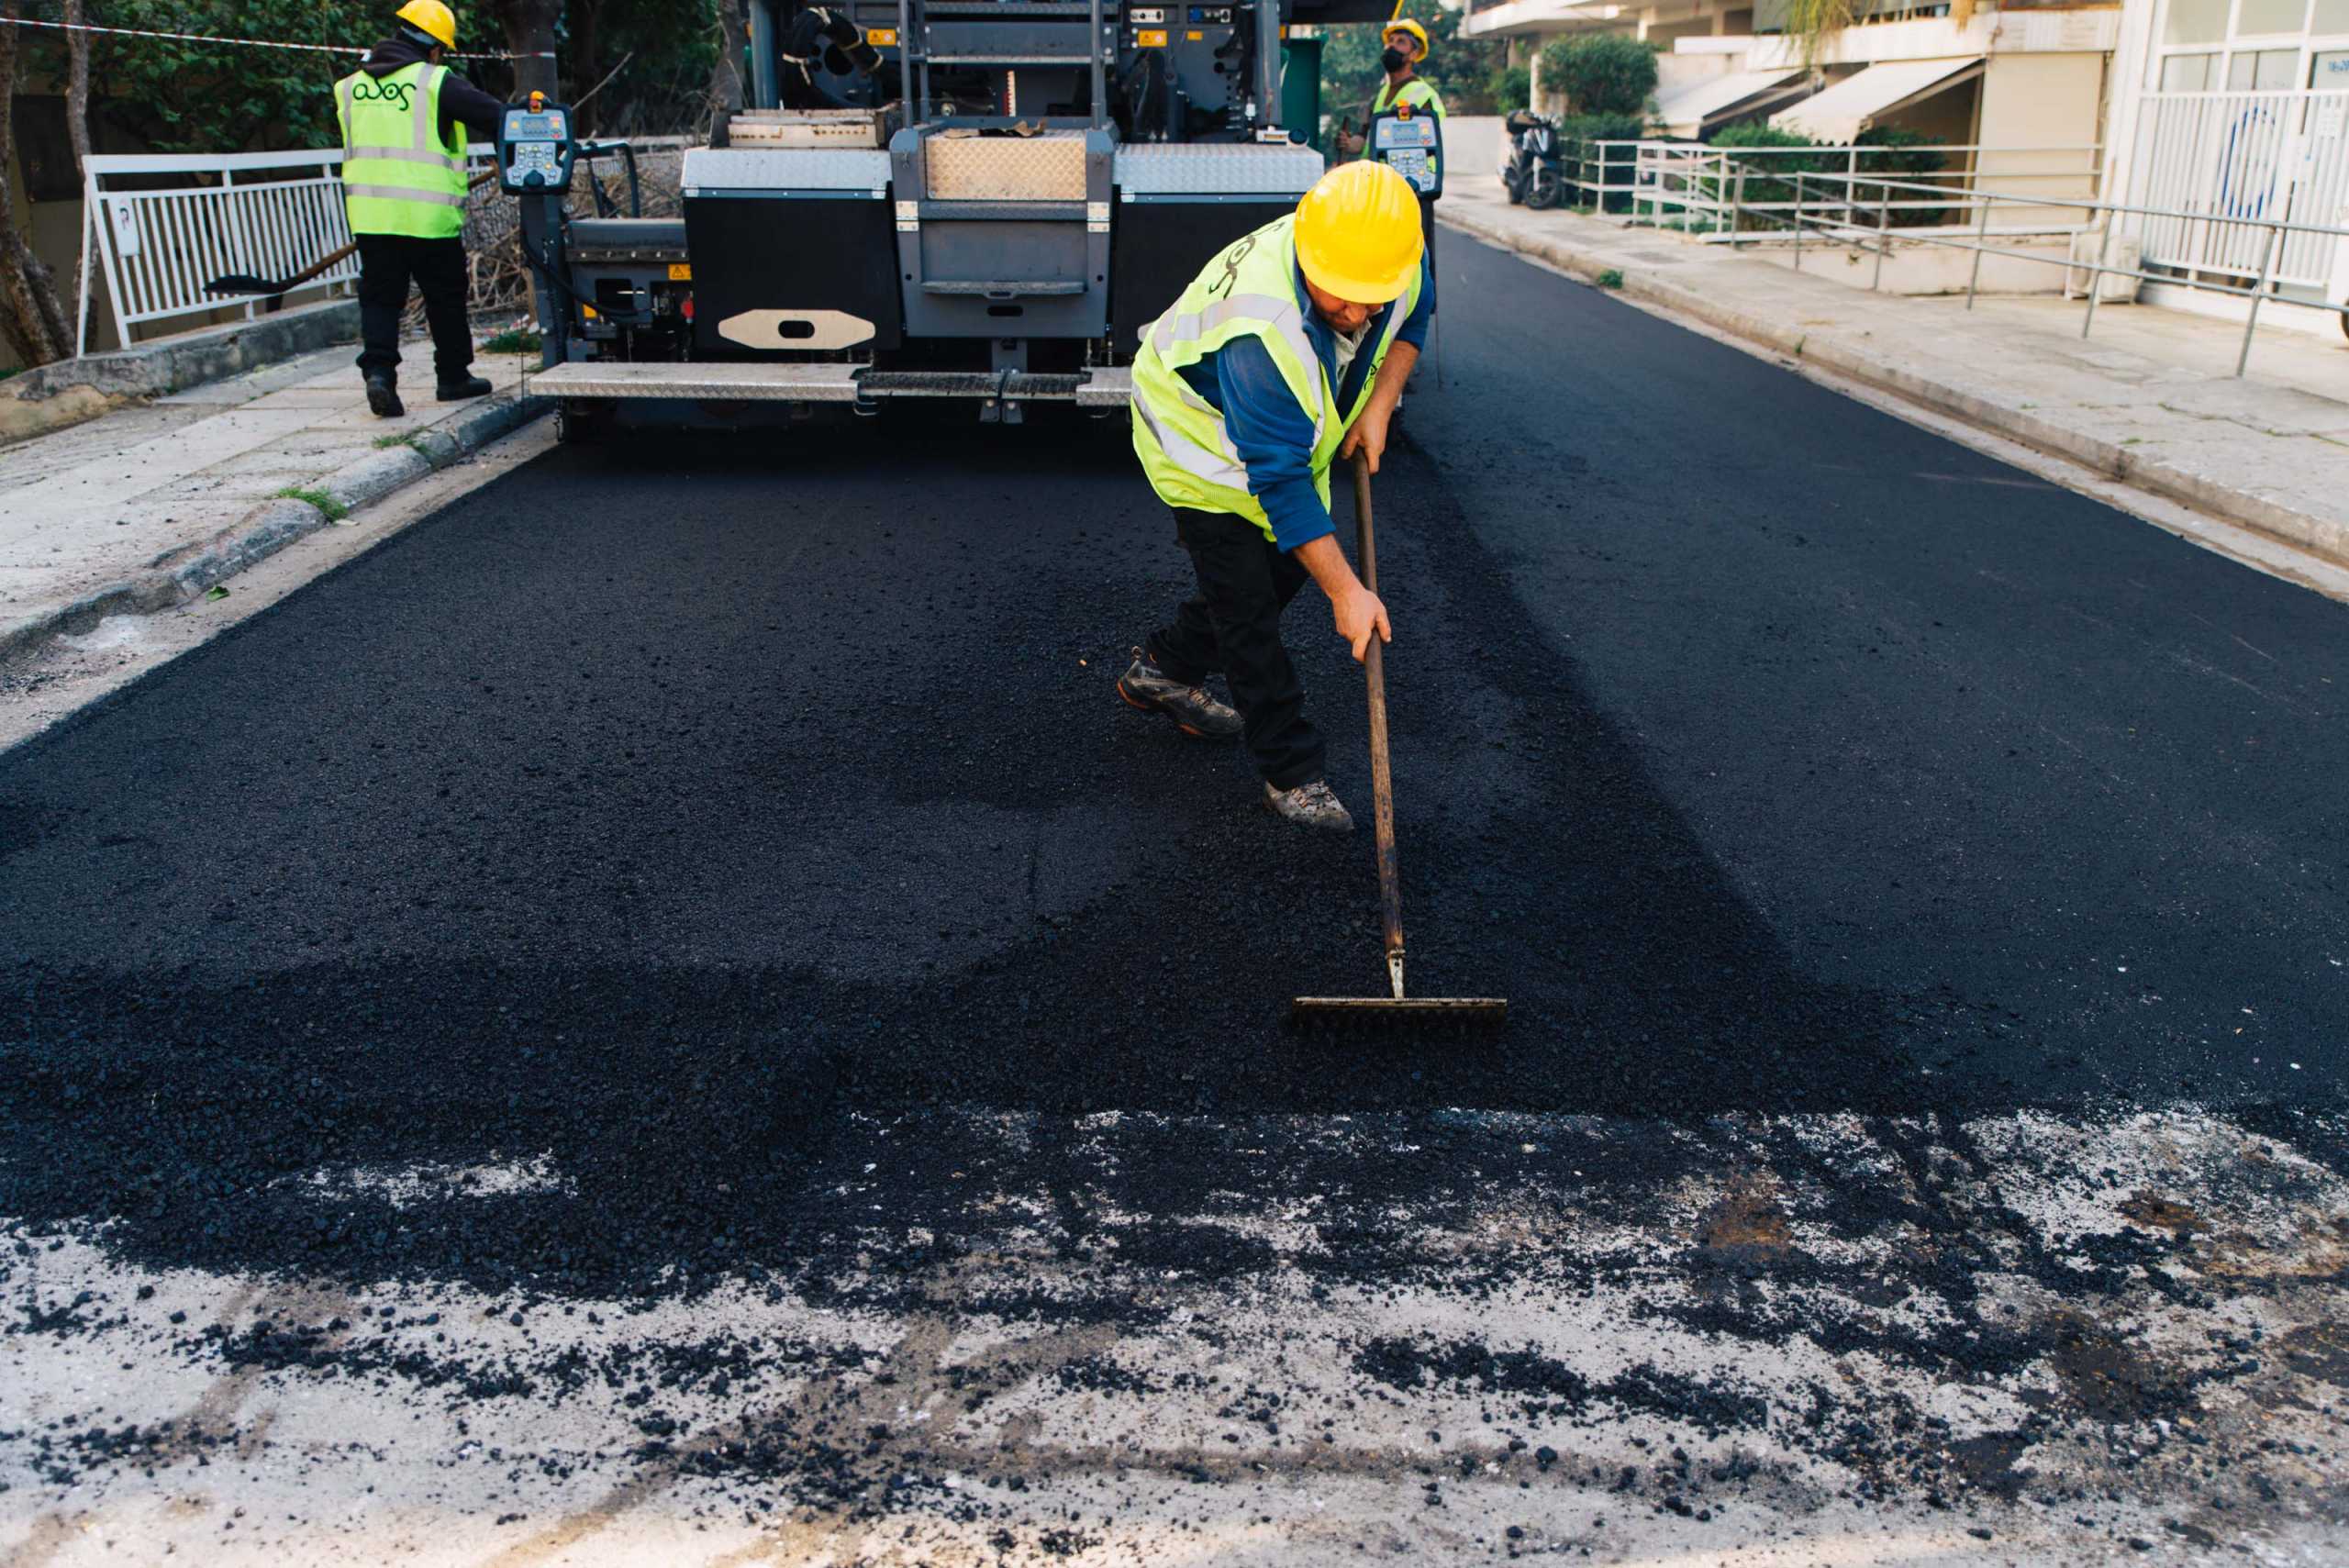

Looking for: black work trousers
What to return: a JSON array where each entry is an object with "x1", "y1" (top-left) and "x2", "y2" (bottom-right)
[
  {"x1": 354, "y1": 233, "x2": 474, "y2": 384},
  {"x1": 1146, "y1": 506, "x2": 1326, "y2": 791}
]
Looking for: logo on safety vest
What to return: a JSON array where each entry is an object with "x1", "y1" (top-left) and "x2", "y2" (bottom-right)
[
  {"x1": 351, "y1": 77, "x2": 416, "y2": 111},
  {"x1": 1397, "y1": 101, "x2": 1414, "y2": 118}
]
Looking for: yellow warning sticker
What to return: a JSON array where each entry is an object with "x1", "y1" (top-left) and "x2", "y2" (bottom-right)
[
  {"x1": 866, "y1": 27, "x2": 896, "y2": 44},
  {"x1": 1137, "y1": 27, "x2": 1167, "y2": 45},
  {"x1": 1185, "y1": 28, "x2": 1204, "y2": 39},
  {"x1": 667, "y1": 263, "x2": 692, "y2": 281}
]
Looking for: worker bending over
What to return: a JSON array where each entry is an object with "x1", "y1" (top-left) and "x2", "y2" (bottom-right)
[
  {"x1": 336, "y1": 1, "x2": 507, "y2": 417},
  {"x1": 1118, "y1": 161, "x2": 1430, "y2": 833}
]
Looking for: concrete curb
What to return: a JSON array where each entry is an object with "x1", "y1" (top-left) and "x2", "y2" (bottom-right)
[
  {"x1": 1441, "y1": 206, "x2": 2349, "y2": 570},
  {"x1": 0, "y1": 392, "x2": 545, "y2": 666},
  {"x1": 0, "y1": 301, "x2": 361, "y2": 449}
]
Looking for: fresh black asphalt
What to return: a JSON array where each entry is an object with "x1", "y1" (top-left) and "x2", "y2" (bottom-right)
[{"x1": 2, "y1": 230, "x2": 2344, "y2": 1305}]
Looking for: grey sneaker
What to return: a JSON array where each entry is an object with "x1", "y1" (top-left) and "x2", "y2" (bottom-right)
[
  {"x1": 1118, "y1": 648, "x2": 1241, "y2": 740},
  {"x1": 1263, "y1": 778, "x2": 1354, "y2": 832}
]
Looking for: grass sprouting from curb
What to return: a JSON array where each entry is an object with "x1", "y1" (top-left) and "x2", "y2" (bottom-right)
[
  {"x1": 372, "y1": 431, "x2": 417, "y2": 449},
  {"x1": 1597, "y1": 269, "x2": 1624, "y2": 290},
  {"x1": 273, "y1": 486, "x2": 350, "y2": 522},
  {"x1": 483, "y1": 328, "x2": 541, "y2": 355}
]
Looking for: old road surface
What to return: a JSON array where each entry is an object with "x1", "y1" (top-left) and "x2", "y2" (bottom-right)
[{"x1": 4, "y1": 233, "x2": 2345, "y2": 1567}]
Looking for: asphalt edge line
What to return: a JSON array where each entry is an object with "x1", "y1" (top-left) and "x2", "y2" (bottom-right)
[
  {"x1": 1439, "y1": 206, "x2": 2349, "y2": 573},
  {"x1": 0, "y1": 393, "x2": 546, "y2": 667}
]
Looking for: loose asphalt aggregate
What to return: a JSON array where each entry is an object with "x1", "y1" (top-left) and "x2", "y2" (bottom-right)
[{"x1": 1, "y1": 229, "x2": 2343, "y2": 1559}]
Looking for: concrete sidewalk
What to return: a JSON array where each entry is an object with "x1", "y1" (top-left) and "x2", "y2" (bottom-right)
[
  {"x1": 0, "y1": 341, "x2": 542, "y2": 662},
  {"x1": 1442, "y1": 180, "x2": 2349, "y2": 569}
]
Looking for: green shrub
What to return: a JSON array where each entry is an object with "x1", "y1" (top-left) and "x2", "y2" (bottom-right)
[
  {"x1": 1597, "y1": 268, "x2": 1624, "y2": 288},
  {"x1": 1487, "y1": 63, "x2": 1532, "y2": 112},
  {"x1": 1709, "y1": 121, "x2": 1949, "y2": 228},
  {"x1": 482, "y1": 328, "x2": 543, "y2": 355},
  {"x1": 1552, "y1": 111, "x2": 1649, "y2": 212},
  {"x1": 1536, "y1": 35, "x2": 1658, "y2": 117}
]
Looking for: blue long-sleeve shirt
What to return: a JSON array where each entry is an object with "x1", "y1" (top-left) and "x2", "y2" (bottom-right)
[{"x1": 1174, "y1": 253, "x2": 1433, "y2": 553}]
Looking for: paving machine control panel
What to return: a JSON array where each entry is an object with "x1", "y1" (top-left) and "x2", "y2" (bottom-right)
[{"x1": 497, "y1": 100, "x2": 576, "y2": 194}]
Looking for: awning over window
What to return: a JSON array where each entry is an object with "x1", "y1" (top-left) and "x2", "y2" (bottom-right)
[
  {"x1": 1770, "y1": 56, "x2": 1983, "y2": 143},
  {"x1": 1653, "y1": 68, "x2": 1812, "y2": 139}
]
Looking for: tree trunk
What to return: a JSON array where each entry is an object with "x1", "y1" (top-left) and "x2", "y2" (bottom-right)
[
  {"x1": 62, "y1": 0, "x2": 91, "y2": 172},
  {"x1": 707, "y1": 0, "x2": 746, "y2": 142},
  {"x1": 569, "y1": 0, "x2": 602, "y2": 130},
  {"x1": 493, "y1": 0, "x2": 560, "y2": 101},
  {"x1": 0, "y1": 2, "x2": 77, "y2": 366}
]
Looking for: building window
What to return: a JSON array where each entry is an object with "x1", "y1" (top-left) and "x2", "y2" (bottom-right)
[
  {"x1": 2165, "y1": 0, "x2": 2231, "y2": 43},
  {"x1": 2233, "y1": 0, "x2": 2310, "y2": 34},
  {"x1": 2225, "y1": 45, "x2": 2301, "y2": 83},
  {"x1": 2160, "y1": 50, "x2": 2218, "y2": 85}
]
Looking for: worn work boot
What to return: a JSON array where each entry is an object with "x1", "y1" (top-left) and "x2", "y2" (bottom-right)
[
  {"x1": 436, "y1": 373, "x2": 495, "y2": 402},
  {"x1": 1263, "y1": 778, "x2": 1354, "y2": 832},
  {"x1": 364, "y1": 374, "x2": 404, "y2": 418},
  {"x1": 1117, "y1": 648, "x2": 1241, "y2": 740}
]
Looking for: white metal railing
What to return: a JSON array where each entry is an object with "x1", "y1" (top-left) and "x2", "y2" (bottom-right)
[
  {"x1": 77, "y1": 149, "x2": 357, "y2": 357},
  {"x1": 2128, "y1": 89, "x2": 2349, "y2": 294},
  {"x1": 1751, "y1": 169, "x2": 2349, "y2": 374},
  {"x1": 1607, "y1": 140, "x2": 2103, "y2": 238}
]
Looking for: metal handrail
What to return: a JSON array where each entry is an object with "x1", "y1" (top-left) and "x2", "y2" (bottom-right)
[{"x1": 1764, "y1": 168, "x2": 2349, "y2": 375}]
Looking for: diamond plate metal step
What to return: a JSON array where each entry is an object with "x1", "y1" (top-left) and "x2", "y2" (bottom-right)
[{"x1": 529, "y1": 361, "x2": 1137, "y2": 406}]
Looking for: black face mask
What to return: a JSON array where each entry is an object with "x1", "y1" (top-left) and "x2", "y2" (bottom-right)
[{"x1": 1381, "y1": 47, "x2": 1408, "y2": 73}]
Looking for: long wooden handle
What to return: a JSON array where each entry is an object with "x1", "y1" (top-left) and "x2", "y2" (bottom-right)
[{"x1": 1353, "y1": 455, "x2": 1406, "y2": 1001}]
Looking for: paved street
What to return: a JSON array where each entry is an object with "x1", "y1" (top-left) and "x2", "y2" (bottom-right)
[{"x1": 2, "y1": 229, "x2": 2344, "y2": 1564}]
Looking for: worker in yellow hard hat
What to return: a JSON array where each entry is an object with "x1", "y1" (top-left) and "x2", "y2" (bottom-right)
[
  {"x1": 1337, "y1": 15, "x2": 1446, "y2": 278},
  {"x1": 336, "y1": 1, "x2": 509, "y2": 417},
  {"x1": 1119, "y1": 161, "x2": 1431, "y2": 833}
]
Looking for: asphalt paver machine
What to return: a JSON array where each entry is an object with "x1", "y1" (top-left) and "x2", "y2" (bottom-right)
[{"x1": 495, "y1": 0, "x2": 1385, "y2": 435}]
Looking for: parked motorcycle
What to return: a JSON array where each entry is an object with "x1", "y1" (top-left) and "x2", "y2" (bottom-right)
[{"x1": 1502, "y1": 109, "x2": 1565, "y2": 211}]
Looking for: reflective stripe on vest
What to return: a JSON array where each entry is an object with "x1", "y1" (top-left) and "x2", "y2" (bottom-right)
[
  {"x1": 336, "y1": 62, "x2": 467, "y2": 239},
  {"x1": 1129, "y1": 214, "x2": 1420, "y2": 539}
]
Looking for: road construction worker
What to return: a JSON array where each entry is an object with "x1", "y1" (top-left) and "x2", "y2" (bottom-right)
[
  {"x1": 337, "y1": 1, "x2": 507, "y2": 417},
  {"x1": 1118, "y1": 161, "x2": 1430, "y2": 833},
  {"x1": 1337, "y1": 17, "x2": 1445, "y2": 269}
]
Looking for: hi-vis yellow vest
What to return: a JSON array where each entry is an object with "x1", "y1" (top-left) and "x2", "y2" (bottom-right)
[
  {"x1": 335, "y1": 61, "x2": 467, "y2": 239},
  {"x1": 1130, "y1": 215, "x2": 1422, "y2": 539}
]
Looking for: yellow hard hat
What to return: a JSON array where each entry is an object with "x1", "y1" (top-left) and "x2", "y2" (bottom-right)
[
  {"x1": 1383, "y1": 17, "x2": 1430, "y2": 60},
  {"x1": 1293, "y1": 161, "x2": 1424, "y2": 305},
  {"x1": 395, "y1": 0, "x2": 457, "y2": 50}
]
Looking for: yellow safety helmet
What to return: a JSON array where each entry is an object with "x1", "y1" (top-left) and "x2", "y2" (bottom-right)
[
  {"x1": 1293, "y1": 161, "x2": 1424, "y2": 305},
  {"x1": 395, "y1": 0, "x2": 457, "y2": 50},
  {"x1": 1382, "y1": 17, "x2": 1429, "y2": 60}
]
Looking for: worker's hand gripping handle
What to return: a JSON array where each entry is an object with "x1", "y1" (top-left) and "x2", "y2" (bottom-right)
[{"x1": 1353, "y1": 456, "x2": 1407, "y2": 1001}]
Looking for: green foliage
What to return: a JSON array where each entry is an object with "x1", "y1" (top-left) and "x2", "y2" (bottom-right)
[
  {"x1": 1551, "y1": 112, "x2": 1647, "y2": 211},
  {"x1": 26, "y1": 0, "x2": 378, "y2": 153},
  {"x1": 274, "y1": 486, "x2": 350, "y2": 521},
  {"x1": 482, "y1": 327, "x2": 544, "y2": 353},
  {"x1": 1535, "y1": 35, "x2": 1657, "y2": 117},
  {"x1": 1317, "y1": 0, "x2": 1507, "y2": 121},
  {"x1": 20, "y1": 0, "x2": 716, "y2": 155},
  {"x1": 1487, "y1": 63, "x2": 1531, "y2": 113},
  {"x1": 1780, "y1": 0, "x2": 1858, "y2": 71},
  {"x1": 1596, "y1": 268, "x2": 1623, "y2": 288},
  {"x1": 1710, "y1": 122, "x2": 1949, "y2": 227}
]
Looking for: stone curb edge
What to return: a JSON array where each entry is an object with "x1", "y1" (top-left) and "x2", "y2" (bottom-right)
[
  {"x1": 0, "y1": 301, "x2": 361, "y2": 449},
  {"x1": 1439, "y1": 206, "x2": 2349, "y2": 572},
  {"x1": 0, "y1": 393, "x2": 546, "y2": 667}
]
